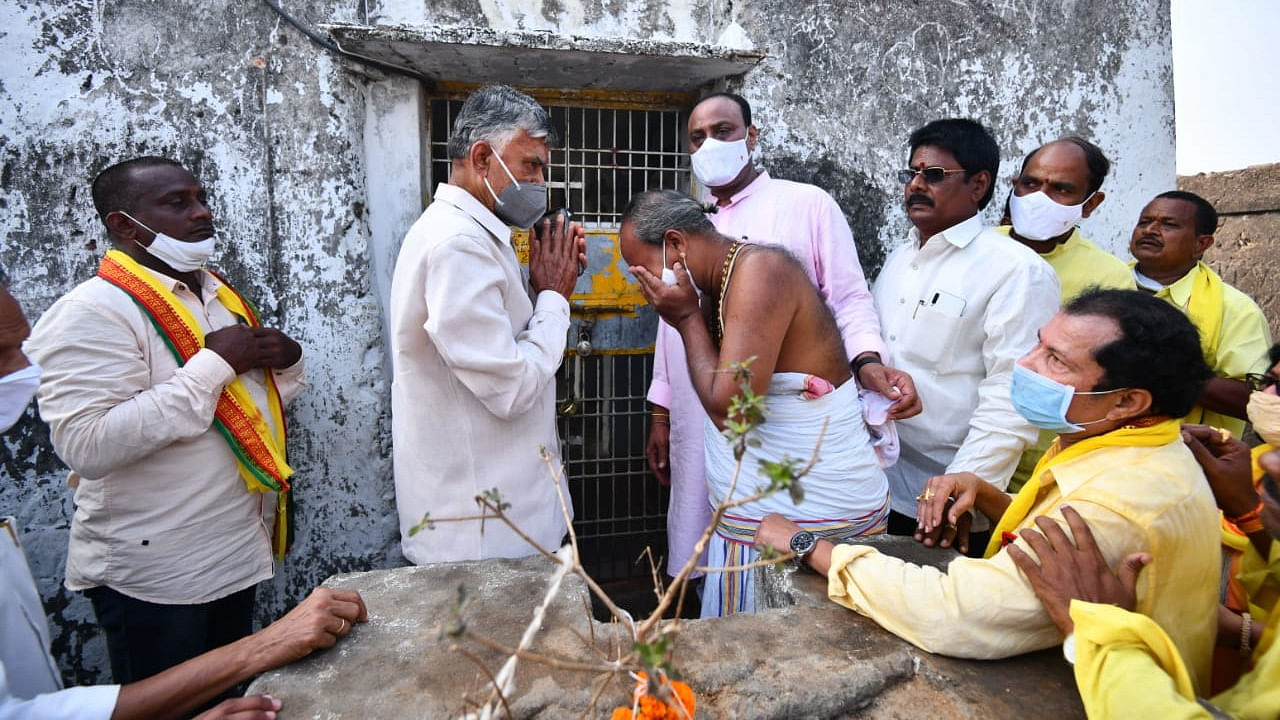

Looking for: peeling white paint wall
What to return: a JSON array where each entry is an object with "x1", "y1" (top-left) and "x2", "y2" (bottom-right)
[{"x1": 2, "y1": 0, "x2": 1173, "y2": 685}]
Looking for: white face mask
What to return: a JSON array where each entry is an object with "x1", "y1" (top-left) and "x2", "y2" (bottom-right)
[
  {"x1": 117, "y1": 211, "x2": 216, "y2": 272},
  {"x1": 660, "y1": 242, "x2": 678, "y2": 286},
  {"x1": 1248, "y1": 391, "x2": 1280, "y2": 447},
  {"x1": 1008, "y1": 188, "x2": 1094, "y2": 242},
  {"x1": 690, "y1": 137, "x2": 750, "y2": 188},
  {"x1": 0, "y1": 362, "x2": 40, "y2": 433}
]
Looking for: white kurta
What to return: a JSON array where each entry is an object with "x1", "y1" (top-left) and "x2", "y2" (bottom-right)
[
  {"x1": 872, "y1": 214, "x2": 1060, "y2": 518},
  {"x1": 391, "y1": 184, "x2": 571, "y2": 564}
]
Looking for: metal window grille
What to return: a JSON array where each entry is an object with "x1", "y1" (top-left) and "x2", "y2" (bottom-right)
[{"x1": 428, "y1": 90, "x2": 691, "y2": 581}]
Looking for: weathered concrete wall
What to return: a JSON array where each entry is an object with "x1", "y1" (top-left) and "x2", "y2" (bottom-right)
[
  {"x1": 1, "y1": 0, "x2": 1174, "y2": 686},
  {"x1": 1179, "y1": 163, "x2": 1280, "y2": 340},
  {"x1": 371, "y1": 0, "x2": 1175, "y2": 271}
]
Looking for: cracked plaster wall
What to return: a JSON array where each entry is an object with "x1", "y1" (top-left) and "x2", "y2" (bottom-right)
[{"x1": 2, "y1": 0, "x2": 1172, "y2": 685}]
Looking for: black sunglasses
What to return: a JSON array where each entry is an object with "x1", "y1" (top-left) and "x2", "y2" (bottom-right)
[
  {"x1": 898, "y1": 166, "x2": 966, "y2": 185},
  {"x1": 1245, "y1": 373, "x2": 1279, "y2": 392}
]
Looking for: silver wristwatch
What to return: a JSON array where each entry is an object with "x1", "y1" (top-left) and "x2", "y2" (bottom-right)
[{"x1": 789, "y1": 530, "x2": 818, "y2": 563}]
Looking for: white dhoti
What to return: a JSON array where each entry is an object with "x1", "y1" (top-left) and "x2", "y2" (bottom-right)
[{"x1": 700, "y1": 373, "x2": 889, "y2": 617}]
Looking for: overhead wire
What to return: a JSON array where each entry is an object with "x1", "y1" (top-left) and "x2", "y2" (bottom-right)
[{"x1": 260, "y1": 0, "x2": 430, "y2": 83}]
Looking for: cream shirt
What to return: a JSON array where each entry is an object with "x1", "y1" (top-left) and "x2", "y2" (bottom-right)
[
  {"x1": 24, "y1": 267, "x2": 303, "y2": 605},
  {"x1": 872, "y1": 214, "x2": 1060, "y2": 516},
  {"x1": 391, "y1": 184, "x2": 571, "y2": 565},
  {"x1": 827, "y1": 438, "x2": 1220, "y2": 692}
]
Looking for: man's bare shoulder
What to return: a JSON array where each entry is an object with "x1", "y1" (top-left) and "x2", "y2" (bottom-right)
[{"x1": 739, "y1": 243, "x2": 806, "y2": 275}]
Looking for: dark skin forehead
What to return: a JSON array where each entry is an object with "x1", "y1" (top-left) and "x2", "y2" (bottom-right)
[
  {"x1": 122, "y1": 164, "x2": 203, "y2": 207},
  {"x1": 1139, "y1": 197, "x2": 1199, "y2": 224},
  {"x1": 689, "y1": 97, "x2": 746, "y2": 132},
  {"x1": 1021, "y1": 141, "x2": 1091, "y2": 193}
]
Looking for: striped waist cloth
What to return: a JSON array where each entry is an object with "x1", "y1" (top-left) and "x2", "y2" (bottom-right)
[{"x1": 715, "y1": 499, "x2": 890, "y2": 546}]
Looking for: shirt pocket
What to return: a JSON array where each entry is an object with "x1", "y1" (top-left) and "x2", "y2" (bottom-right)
[{"x1": 901, "y1": 300, "x2": 963, "y2": 369}]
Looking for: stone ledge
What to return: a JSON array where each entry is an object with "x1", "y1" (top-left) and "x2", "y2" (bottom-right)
[{"x1": 248, "y1": 538, "x2": 1083, "y2": 718}]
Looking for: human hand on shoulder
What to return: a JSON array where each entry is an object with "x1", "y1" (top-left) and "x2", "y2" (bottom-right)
[
  {"x1": 1182, "y1": 424, "x2": 1258, "y2": 518},
  {"x1": 1006, "y1": 505, "x2": 1148, "y2": 636}
]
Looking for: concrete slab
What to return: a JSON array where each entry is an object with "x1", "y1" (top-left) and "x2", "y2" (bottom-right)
[{"x1": 248, "y1": 537, "x2": 1083, "y2": 719}]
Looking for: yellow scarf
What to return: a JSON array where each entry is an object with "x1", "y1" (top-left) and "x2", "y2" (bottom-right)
[
  {"x1": 985, "y1": 418, "x2": 1182, "y2": 557},
  {"x1": 1133, "y1": 261, "x2": 1225, "y2": 425},
  {"x1": 98, "y1": 249, "x2": 294, "y2": 559}
]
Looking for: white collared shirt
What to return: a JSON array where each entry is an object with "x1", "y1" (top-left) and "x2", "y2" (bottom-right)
[
  {"x1": 24, "y1": 266, "x2": 304, "y2": 604},
  {"x1": 872, "y1": 214, "x2": 1060, "y2": 516},
  {"x1": 0, "y1": 517, "x2": 119, "y2": 718},
  {"x1": 390, "y1": 184, "x2": 571, "y2": 564}
]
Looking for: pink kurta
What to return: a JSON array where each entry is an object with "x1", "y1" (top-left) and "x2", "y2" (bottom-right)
[{"x1": 647, "y1": 171, "x2": 885, "y2": 576}]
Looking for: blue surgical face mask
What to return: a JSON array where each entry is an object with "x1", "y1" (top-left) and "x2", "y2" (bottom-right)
[{"x1": 1010, "y1": 363, "x2": 1126, "y2": 434}]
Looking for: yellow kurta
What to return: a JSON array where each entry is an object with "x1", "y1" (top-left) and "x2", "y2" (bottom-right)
[
  {"x1": 826, "y1": 438, "x2": 1220, "y2": 692},
  {"x1": 996, "y1": 226, "x2": 1136, "y2": 493},
  {"x1": 1072, "y1": 599, "x2": 1280, "y2": 719}
]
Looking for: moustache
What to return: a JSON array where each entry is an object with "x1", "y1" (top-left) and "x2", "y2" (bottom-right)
[{"x1": 906, "y1": 194, "x2": 934, "y2": 207}]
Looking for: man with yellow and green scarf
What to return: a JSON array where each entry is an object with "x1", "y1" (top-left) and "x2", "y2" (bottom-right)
[
  {"x1": 1130, "y1": 190, "x2": 1272, "y2": 439},
  {"x1": 754, "y1": 288, "x2": 1221, "y2": 694},
  {"x1": 25, "y1": 157, "x2": 304, "y2": 692}
]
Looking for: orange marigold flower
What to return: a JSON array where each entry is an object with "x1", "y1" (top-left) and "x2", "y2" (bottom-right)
[{"x1": 610, "y1": 671, "x2": 696, "y2": 720}]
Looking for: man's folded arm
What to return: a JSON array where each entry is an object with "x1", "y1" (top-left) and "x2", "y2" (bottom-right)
[{"x1": 26, "y1": 299, "x2": 234, "y2": 479}]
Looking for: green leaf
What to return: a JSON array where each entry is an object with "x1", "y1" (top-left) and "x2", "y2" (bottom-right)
[{"x1": 407, "y1": 512, "x2": 435, "y2": 536}]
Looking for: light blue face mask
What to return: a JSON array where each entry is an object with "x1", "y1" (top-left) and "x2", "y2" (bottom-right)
[{"x1": 1010, "y1": 363, "x2": 1126, "y2": 434}]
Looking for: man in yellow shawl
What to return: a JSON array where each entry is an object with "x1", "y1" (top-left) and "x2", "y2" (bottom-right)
[
  {"x1": 1007, "y1": 446, "x2": 1280, "y2": 718},
  {"x1": 755, "y1": 288, "x2": 1221, "y2": 694},
  {"x1": 25, "y1": 157, "x2": 304, "y2": 691},
  {"x1": 1129, "y1": 190, "x2": 1271, "y2": 439}
]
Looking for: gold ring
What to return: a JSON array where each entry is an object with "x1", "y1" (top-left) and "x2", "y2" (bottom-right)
[
  {"x1": 916, "y1": 488, "x2": 935, "y2": 502},
  {"x1": 337, "y1": 617, "x2": 348, "y2": 634}
]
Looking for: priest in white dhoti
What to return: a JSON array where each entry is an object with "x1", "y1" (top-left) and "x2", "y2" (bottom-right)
[{"x1": 620, "y1": 190, "x2": 889, "y2": 617}]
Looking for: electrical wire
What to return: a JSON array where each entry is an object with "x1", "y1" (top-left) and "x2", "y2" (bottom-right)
[{"x1": 260, "y1": 0, "x2": 430, "y2": 83}]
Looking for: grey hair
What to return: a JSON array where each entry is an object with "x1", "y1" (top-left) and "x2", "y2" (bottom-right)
[
  {"x1": 446, "y1": 85, "x2": 558, "y2": 159},
  {"x1": 621, "y1": 189, "x2": 716, "y2": 245}
]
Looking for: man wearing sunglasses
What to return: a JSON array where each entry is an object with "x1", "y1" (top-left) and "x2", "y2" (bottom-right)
[{"x1": 871, "y1": 118, "x2": 1060, "y2": 556}]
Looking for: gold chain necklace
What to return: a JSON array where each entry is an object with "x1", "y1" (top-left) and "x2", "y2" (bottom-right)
[{"x1": 714, "y1": 241, "x2": 746, "y2": 346}]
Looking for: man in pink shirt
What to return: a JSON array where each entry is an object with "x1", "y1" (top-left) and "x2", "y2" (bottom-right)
[{"x1": 646, "y1": 93, "x2": 920, "y2": 580}]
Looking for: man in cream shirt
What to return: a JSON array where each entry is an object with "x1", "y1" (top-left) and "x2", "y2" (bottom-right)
[
  {"x1": 872, "y1": 119, "x2": 1059, "y2": 554},
  {"x1": 25, "y1": 157, "x2": 305, "y2": 687},
  {"x1": 391, "y1": 85, "x2": 584, "y2": 564}
]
